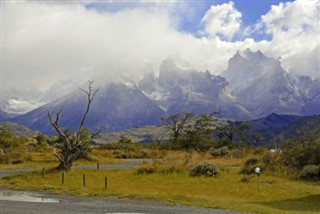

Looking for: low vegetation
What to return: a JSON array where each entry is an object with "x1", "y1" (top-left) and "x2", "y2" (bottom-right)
[
  {"x1": 1, "y1": 110, "x2": 320, "y2": 213},
  {"x1": 1, "y1": 167, "x2": 319, "y2": 214}
]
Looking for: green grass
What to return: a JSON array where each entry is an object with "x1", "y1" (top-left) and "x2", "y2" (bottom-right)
[{"x1": 1, "y1": 168, "x2": 319, "y2": 214}]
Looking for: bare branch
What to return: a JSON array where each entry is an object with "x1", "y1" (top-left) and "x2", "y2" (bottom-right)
[
  {"x1": 90, "y1": 126, "x2": 104, "y2": 140},
  {"x1": 48, "y1": 109, "x2": 71, "y2": 149},
  {"x1": 53, "y1": 153, "x2": 63, "y2": 163},
  {"x1": 77, "y1": 81, "x2": 99, "y2": 136}
]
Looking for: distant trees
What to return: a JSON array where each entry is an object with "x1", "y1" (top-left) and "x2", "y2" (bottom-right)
[
  {"x1": 160, "y1": 112, "x2": 194, "y2": 145},
  {"x1": 161, "y1": 112, "x2": 219, "y2": 151},
  {"x1": 215, "y1": 120, "x2": 250, "y2": 145},
  {"x1": 48, "y1": 81, "x2": 101, "y2": 171}
]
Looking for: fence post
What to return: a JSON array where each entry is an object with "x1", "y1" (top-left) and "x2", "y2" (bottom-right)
[
  {"x1": 105, "y1": 177, "x2": 108, "y2": 189},
  {"x1": 97, "y1": 163, "x2": 100, "y2": 171},
  {"x1": 83, "y1": 174, "x2": 86, "y2": 187}
]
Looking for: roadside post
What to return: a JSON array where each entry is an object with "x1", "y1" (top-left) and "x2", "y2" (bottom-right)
[{"x1": 255, "y1": 167, "x2": 261, "y2": 193}]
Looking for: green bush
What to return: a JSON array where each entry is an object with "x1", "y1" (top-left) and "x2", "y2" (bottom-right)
[
  {"x1": 298, "y1": 165, "x2": 320, "y2": 181},
  {"x1": 0, "y1": 126, "x2": 24, "y2": 164},
  {"x1": 261, "y1": 152, "x2": 282, "y2": 173},
  {"x1": 241, "y1": 157, "x2": 264, "y2": 174},
  {"x1": 244, "y1": 157, "x2": 259, "y2": 166},
  {"x1": 209, "y1": 146, "x2": 230, "y2": 157},
  {"x1": 189, "y1": 161, "x2": 220, "y2": 177}
]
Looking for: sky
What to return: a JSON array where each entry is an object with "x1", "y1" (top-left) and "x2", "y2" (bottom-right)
[{"x1": 1, "y1": 0, "x2": 320, "y2": 113}]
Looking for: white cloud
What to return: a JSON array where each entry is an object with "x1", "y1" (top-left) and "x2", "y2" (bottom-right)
[
  {"x1": 250, "y1": 0, "x2": 320, "y2": 78},
  {"x1": 1, "y1": 0, "x2": 319, "y2": 113},
  {"x1": 200, "y1": 1, "x2": 242, "y2": 40}
]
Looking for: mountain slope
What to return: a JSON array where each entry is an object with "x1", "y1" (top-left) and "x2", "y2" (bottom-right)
[
  {"x1": 0, "y1": 110, "x2": 14, "y2": 120},
  {"x1": 139, "y1": 58, "x2": 253, "y2": 120},
  {"x1": 5, "y1": 50, "x2": 320, "y2": 134},
  {"x1": 0, "y1": 121, "x2": 35, "y2": 137},
  {"x1": 8, "y1": 82, "x2": 166, "y2": 134},
  {"x1": 247, "y1": 113, "x2": 302, "y2": 144},
  {"x1": 221, "y1": 49, "x2": 308, "y2": 117}
]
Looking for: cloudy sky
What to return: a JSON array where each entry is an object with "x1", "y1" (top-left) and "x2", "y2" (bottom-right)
[{"x1": 1, "y1": 0, "x2": 319, "y2": 113}]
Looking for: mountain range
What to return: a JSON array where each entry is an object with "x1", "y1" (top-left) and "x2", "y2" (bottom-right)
[{"x1": 1, "y1": 49, "x2": 319, "y2": 134}]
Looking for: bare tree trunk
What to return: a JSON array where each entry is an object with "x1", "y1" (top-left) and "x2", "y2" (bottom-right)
[{"x1": 48, "y1": 81, "x2": 99, "y2": 171}]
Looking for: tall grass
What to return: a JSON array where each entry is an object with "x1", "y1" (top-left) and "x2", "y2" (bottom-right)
[{"x1": 1, "y1": 168, "x2": 319, "y2": 214}]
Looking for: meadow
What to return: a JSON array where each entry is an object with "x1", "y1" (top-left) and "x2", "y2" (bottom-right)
[{"x1": 1, "y1": 149, "x2": 319, "y2": 214}]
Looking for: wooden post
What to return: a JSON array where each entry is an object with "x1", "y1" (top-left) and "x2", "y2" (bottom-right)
[
  {"x1": 62, "y1": 171, "x2": 64, "y2": 185},
  {"x1": 42, "y1": 167, "x2": 45, "y2": 178},
  {"x1": 83, "y1": 174, "x2": 86, "y2": 187},
  {"x1": 105, "y1": 177, "x2": 108, "y2": 190},
  {"x1": 97, "y1": 163, "x2": 100, "y2": 171}
]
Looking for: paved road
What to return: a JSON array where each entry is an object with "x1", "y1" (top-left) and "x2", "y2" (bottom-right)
[
  {"x1": 0, "y1": 189, "x2": 245, "y2": 214},
  {"x1": 0, "y1": 160, "x2": 246, "y2": 214}
]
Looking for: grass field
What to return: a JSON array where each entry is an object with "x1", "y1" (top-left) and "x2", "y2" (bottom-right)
[
  {"x1": 0, "y1": 149, "x2": 119, "y2": 170},
  {"x1": 1, "y1": 167, "x2": 319, "y2": 214}
]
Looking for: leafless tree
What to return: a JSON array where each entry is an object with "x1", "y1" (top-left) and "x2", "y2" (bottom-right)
[
  {"x1": 161, "y1": 112, "x2": 194, "y2": 145},
  {"x1": 48, "y1": 81, "x2": 100, "y2": 170}
]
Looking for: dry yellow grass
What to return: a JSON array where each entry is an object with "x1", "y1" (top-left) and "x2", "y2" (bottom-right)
[{"x1": 1, "y1": 168, "x2": 319, "y2": 214}]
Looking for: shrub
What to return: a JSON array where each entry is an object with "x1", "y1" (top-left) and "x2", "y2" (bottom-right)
[
  {"x1": 261, "y1": 152, "x2": 282, "y2": 173},
  {"x1": 189, "y1": 161, "x2": 220, "y2": 177},
  {"x1": 209, "y1": 146, "x2": 230, "y2": 157},
  {"x1": 241, "y1": 157, "x2": 264, "y2": 174},
  {"x1": 137, "y1": 164, "x2": 156, "y2": 174},
  {"x1": 298, "y1": 165, "x2": 320, "y2": 181},
  {"x1": 244, "y1": 157, "x2": 259, "y2": 166}
]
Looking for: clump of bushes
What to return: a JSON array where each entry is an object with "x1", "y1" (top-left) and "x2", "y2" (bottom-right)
[
  {"x1": 209, "y1": 146, "x2": 230, "y2": 157},
  {"x1": 189, "y1": 161, "x2": 220, "y2": 177},
  {"x1": 298, "y1": 165, "x2": 320, "y2": 181},
  {"x1": 261, "y1": 152, "x2": 282, "y2": 173},
  {"x1": 0, "y1": 126, "x2": 25, "y2": 164},
  {"x1": 241, "y1": 157, "x2": 263, "y2": 174},
  {"x1": 137, "y1": 164, "x2": 156, "y2": 174},
  {"x1": 137, "y1": 152, "x2": 191, "y2": 175}
]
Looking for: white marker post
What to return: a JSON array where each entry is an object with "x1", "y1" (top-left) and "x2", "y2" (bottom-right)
[{"x1": 255, "y1": 167, "x2": 261, "y2": 193}]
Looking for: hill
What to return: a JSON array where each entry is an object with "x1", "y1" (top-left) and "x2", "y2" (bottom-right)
[{"x1": 0, "y1": 121, "x2": 36, "y2": 137}]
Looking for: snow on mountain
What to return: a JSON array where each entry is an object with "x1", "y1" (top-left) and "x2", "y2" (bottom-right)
[
  {"x1": 4, "y1": 50, "x2": 319, "y2": 133},
  {"x1": 220, "y1": 48, "x2": 318, "y2": 117},
  {"x1": 139, "y1": 57, "x2": 253, "y2": 120}
]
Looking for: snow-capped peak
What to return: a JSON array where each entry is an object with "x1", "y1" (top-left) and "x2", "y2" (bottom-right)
[{"x1": 237, "y1": 48, "x2": 268, "y2": 64}]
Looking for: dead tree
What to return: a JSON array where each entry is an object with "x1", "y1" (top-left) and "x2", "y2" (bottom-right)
[{"x1": 48, "y1": 81, "x2": 99, "y2": 170}]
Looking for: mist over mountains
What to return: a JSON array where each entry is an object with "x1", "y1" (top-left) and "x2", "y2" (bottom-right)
[{"x1": 1, "y1": 49, "x2": 319, "y2": 134}]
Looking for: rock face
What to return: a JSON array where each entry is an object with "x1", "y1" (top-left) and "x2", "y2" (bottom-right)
[
  {"x1": 139, "y1": 57, "x2": 252, "y2": 120},
  {"x1": 221, "y1": 48, "x2": 319, "y2": 117},
  {"x1": 3, "y1": 49, "x2": 319, "y2": 134}
]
